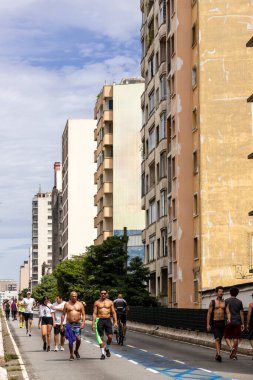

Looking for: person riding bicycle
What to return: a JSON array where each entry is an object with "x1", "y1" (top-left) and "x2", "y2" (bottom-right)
[{"x1": 113, "y1": 293, "x2": 128, "y2": 339}]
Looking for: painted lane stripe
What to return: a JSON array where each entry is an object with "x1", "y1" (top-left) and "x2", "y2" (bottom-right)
[
  {"x1": 128, "y1": 360, "x2": 138, "y2": 365},
  {"x1": 154, "y1": 353, "x2": 164, "y2": 357},
  {"x1": 173, "y1": 359, "x2": 185, "y2": 364},
  {"x1": 127, "y1": 344, "x2": 136, "y2": 348},
  {"x1": 198, "y1": 368, "x2": 212, "y2": 373},
  {"x1": 140, "y1": 349, "x2": 148, "y2": 352},
  {"x1": 115, "y1": 354, "x2": 122, "y2": 358},
  {"x1": 147, "y1": 368, "x2": 159, "y2": 374}
]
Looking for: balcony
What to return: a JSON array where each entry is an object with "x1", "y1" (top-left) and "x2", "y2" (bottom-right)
[
  {"x1": 94, "y1": 128, "x2": 97, "y2": 141},
  {"x1": 141, "y1": 91, "x2": 145, "y2": 107},
  {"x1": 104, "y1": 133, "x2": 113, "y2": 145},
  {"x1": 104, "y1": 157, "x2": 113, "y2": 170},
  {"x1": 159, "y1": 61, "x2": 167, "y2": 77},
  {"x1": 147, "y1": 4, "x2": 154, "y2": 26},
  {"x1": 103, "y1": 110, "x2": 113, "y2": 122},
  {"x1": 94, "y1": 194, "x2": 97, "y2": 206},
  {"x1": 103, "y1": 85, "x2": 113, "y2": 98},
  {"x1": 158, "y1": 23, "x2": 167, "y2": 40},
  {"x1": 141, "y1": 195, "x2": 145, "y2": 210},
  {"x1": 94, "y1": 172, "x2": 97, "y2": 185},
  {"x1": 94, "y1": 216, "x2": 97, "y2": 228},
  {"x1": 94, "y1": 150, "x2": 97, "y2": 163},
  {"x1": 94, "y1": 230, "x2": 113, "y2": 245}
]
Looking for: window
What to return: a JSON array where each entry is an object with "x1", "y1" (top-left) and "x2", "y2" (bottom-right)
[
  {"x1": 172, "y1": 281, "x2": 177, "y2": 304},
  {"x1": 149, "y1": 200, "x2": 156, "y2": 224},
  {"x1": 142, "y1": 107, "x2": 145, "y2": 126},
  {"x1": 48, "y1": 201, "x2": 52, "y2": 205},
  {"x1": 194, "y1": 280, "x2": 199, "y2": 303},
  {"x1": 193, "y1": 150, "x2": 198, "y2": 174},
  {"x1": 160, "y1": 36, "x2": 166, "y2": 62},
  {"x1": 194, "y1": 237, "x2": 198, "y2": 259},
  {"x1": 149, "y1": 90, "x2": 155, "y2": 115},
  {"x1": 150, "y1": 236, "x2": 156, "y2": 261},
  {"x1": 160, "y1": 75, "x2": 167, "y2": 99},
  {"x1": 108, "y1": 99, "x2": 113, "y2": 110},
  {"x1": 156, "y1": 88, "x2": 159, "y2": 108},
  {"x1": 156, "y1": 163, "x2": 160, "y2": 182},
  {"x1": 171, "y1": 117, "x2": 176, "y2": 136},
  {"x1": 148, "y1": 127, "x2": 155, "y2": 152},
  {"x1": 141, "y1": 38, "x2": 145, "y2": 59},
  {"x1": 148, "y1": 19, "x2": 154, "y2": 48},
  {"x1": 160, "y1": 151, "x2": 167, "y2": 178},
  {"x1": 170, "y1": 75, "x2": 175, "y2": 96},
  {"x1": 160, "y1": 112, "x2": 167, "y2": 139},
  {"x1": 48, "y1": 215, "x2": 52, "y2": 219},
  {"x1": 171, "y1": 0, "x2": 175, "y2": 16},
  {"x1": 194, "y1": 193, "x2": 198, "y2": 215},
  {"x1": 150, "y1": 162, "x2": 155, "y2": 187},
  {"x1": 161, "y1": 229, "x2": 167, "y2": 256},
  {"x1": 159, "y1": 0, "x2": 166, "y2": 26},
  {"x1": 171, "y1": 34, "x2": 175, "y2": 56},
  {"x1": 192, "y1": 66, "x2": 197, "y2": 87},
  {"x1": 192, "y1": 107, "x2": 197, "y2": 130},
  {"x1": 156, "y1": 125, "x2": 159, "y2": 146},
  {"x1": 157, "y1": 238, "x2": 160, "y2": 259},
  {"x1": 172, "y1": 239, "x2": 176, "y2": 260},
  {"x1": 160, "y1": 190, "x2": 167, "y2": 217},
  {"x1": 148, "y1": 55, "x2": 155, "y2": 81},
  {"x1": 192, "y1": 23, "x2": 197, "y2": 47},
  {"x1": 146, "y1": 244, "x2": 149, "y2": 263},
  {"x1": 172, "y1": 156, "x2": 176, "y2": 178},
  {"x1": 157, "y1": 200, "x2": 160, "y2": 219},
  {"x1": 141, "y1": 173, "x2": 145, "y2": 197},
  {"x1": 172, "y1": 198, "x2": 176, "y2": 219},
  {"x1": 156, "y1": 52, "x2": 159, "y2": 73}
]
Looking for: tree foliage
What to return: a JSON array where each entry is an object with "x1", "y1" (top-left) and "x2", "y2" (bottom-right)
[{"x1": 32, "y1": 274, "x2": 57, "y2": 302}]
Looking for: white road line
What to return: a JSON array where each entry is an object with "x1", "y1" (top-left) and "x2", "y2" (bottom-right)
[
  {"x1": 198, "y1": 368, "x2": 212, "y2": 373},
  {"x1": 154, "y1": 353, "x2": 164, "y2": 357},
  {"x1": 114, "y1": 354, "x2": 122, "y2": 358},
  {"x1": 3, "y1": 316, "x2": 29, "y2": 379},
  {"x1": 140, "y1": 349, "x2": 148, "y2": 352},
  {"x1": 128, "y1": 360, "x2": 138, "y2": 365},
  {"x1": 126, "y1": 344, "x2": 136, "y2": 348},
  {"x1": 173, "y1": 360, "x2": 185, "y2": 364},
  {"x1": 147, "y1": 368, "x2": 159, "y2": 374},
  {"x1": 85, "y1": 340, "x2": 91, "y2": 343}
]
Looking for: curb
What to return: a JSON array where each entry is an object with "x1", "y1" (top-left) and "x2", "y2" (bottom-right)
[{"x1": 0, "y1": 317, "x2": 8, "y2": 380}]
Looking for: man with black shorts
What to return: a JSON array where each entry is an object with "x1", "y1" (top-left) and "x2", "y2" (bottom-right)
[
  {"x1": 246, "y1": 293, "x2": 253, "y2": 358},
  {"x1": 207, "y1": 286, "x2": 228, "y2": 362},
  {"x1": 92, "y1": 289, "x2": 117, "y2": 360},
  {"x1": 224, "y1": 287, "x2": 244, "y2": 360},
  {"x1": 114, "y1": 293, "x2": 128, "y2": 339},
  {"x1": 51, "y1": 295, "x2": 66, "y2": 351},
  {"x1": 23, "y1": 291, "x2": 36, "y2": 336}
]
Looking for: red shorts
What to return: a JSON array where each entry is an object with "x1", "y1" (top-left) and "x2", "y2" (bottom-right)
[{"x1": 224, "y1": 323, "x2": 241, "y2": 339}]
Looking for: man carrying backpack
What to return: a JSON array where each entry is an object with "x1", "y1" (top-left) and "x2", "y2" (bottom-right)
[{"x1": 207, "y1": 286, "x2": 229, "y2": 362}]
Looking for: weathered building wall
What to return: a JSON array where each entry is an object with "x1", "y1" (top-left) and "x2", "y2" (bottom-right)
[{"x1": 199, "y1": 0, "x2": 253, "y2": 289}]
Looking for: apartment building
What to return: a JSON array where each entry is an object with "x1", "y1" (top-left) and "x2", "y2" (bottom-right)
[
  {"x1": 52, "y1": 162, "x2": 63, "y2": 269},
  {"x1": 31, "y1": 192, "x2": 52, "y2": 288},
  {"x1": 61, "y1": 119, "x2": 97, "y2": 260},
  {"x1": 141, "y1": 0, "x2": 253, "y2": 307},
  {"x1": 93, "y1": 79, "x2": 145, "y2": 249},
  {"x1": 19, "y1": 260, "x2": 29, "y2": 291}
]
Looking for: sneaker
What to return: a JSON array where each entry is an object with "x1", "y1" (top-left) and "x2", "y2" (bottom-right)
[
  {"x1": 217, "y1": 355, "x2": 222, "y2": 362},
  {"x1": 54, "y1": 346, "x2": 59, "y2": 352},
  {"x1": 105, "y1": 348, "x2": 111, "y2": 358},
  {"x1": 47, "y1": 346, "x2": 50, "y2": 352},
  {"x1": 74, "y1": 351, "x2": 80, "y2": 360},
  {"x1": 69, "y1": 356, "x2": 74, "y2": 361},
  {"x1": 60, "y1": 346, "x2": 64, "y2": 351},
  {"x1": 230, "y1": 348, "x2": 236, "y2": 359},
  {"x1": 29, "y1": 331, "x2": 32, "y2": 337},
  {"x1": 43, "y1": 342, "x2": 47, "y2": 351},
  {"x1": 233, "y1": 355, "x2": 238, "y2": 360},
  {"x1": 100, "y1": 354, "x2": 105, "y2": 360}
]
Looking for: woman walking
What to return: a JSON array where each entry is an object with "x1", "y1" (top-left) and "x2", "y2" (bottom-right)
[
  {"x1": 38, "y1": 296, "x2": 54, "y2": 352},
  {"x1": 4, "y1": 300, "x2": 10, "y2": 320},
  {"x1": 17, "y1": 295, "x2": 25, "y2": 328},
  {"x1": 11, "y1": 299, "x2": 18, "y2": 320}
]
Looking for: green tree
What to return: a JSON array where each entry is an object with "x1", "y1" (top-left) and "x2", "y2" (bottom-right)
[
  {"x1": 53, "y1": 256, "x2": 86, "y2": 300},
  {"x1": 32, "y1": 274, "x2": 58, "y2": 302},
  {"x1": 83, "y1": 236, "x2": 127, "y2": 303}
]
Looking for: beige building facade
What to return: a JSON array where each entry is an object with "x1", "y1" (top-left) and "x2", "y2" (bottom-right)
[
  {"x1": 19, "y1": 261, "x2": 29, "y2": 291},
  {"x1": 94, "y1": 79, "x2": 145, "y2": 246},
  {"x1": 140, "y1": 0, "x2": 253, "y2": 307}
]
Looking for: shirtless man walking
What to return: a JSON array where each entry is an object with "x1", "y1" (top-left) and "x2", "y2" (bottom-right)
[
  {"x1": 207, "y1": 286, "x2": 230, "y2": 362},
  {"x1": 61, "y1": 291, "x2": 85, "y2": 361},
  {"x1": 92, "y1": 289, "x2": 117, "y2": 360}
]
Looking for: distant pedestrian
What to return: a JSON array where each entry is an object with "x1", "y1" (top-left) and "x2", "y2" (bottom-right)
[
  {"x1": 17, "y1": 294, "x2": 25, "y2": 328},
  {"x1": 51, "y1": 295, "x2": 66, "y2": 351},
  {"x1": 11, "y1": 299, "x2": 17, "y2": 320},
  {"x1": 246, "y1": 293, "x2": 253, "y2": 359},
  {"x1": 224, "y1": 287, "x2": 244, "y2": 360},
  {"x1": 207, "y1": 286, "x2": 228, "y2": 362},
  {"x1": 4, "y1": 300, "x2": 10, "y2": 320},
  {"x1": 38, "y1": 296, "x2": 54, "y2": 352},
  {"x1": 23, "y1": 291, "x2": 36, "y2": 336}
]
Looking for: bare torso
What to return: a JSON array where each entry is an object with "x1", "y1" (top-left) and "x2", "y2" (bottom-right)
[
  {"x1": 95, "y1": 299, "x2": 113, "y2": 319},
  {"x1": 65, "y1": 301, "x2": 83, "y2": 323},
  {"x1": 214, "y1": 299, "x2": 225, "y2": 321}
]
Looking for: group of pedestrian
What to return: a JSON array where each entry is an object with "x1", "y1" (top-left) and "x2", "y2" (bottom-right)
[
  {"x1": 3, "y1": 298, "x2": 18, "y2": 320},
  {"x1": 207, "y1": 286, "x2": 253, "y2": 362}
]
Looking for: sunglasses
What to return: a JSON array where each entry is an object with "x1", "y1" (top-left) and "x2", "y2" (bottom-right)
[{"x1": 100, "y1": 292, "x2": 106, "y2": 295}]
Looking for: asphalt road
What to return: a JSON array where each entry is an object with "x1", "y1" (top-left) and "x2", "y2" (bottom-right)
[{"x1": 8, "y1": 318, "x2": 253, "y2": 380}]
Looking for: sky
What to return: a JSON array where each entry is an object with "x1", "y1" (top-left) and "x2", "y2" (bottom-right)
[{"x1": 0, "y1": 0, "x2": 141, "y2": 281}]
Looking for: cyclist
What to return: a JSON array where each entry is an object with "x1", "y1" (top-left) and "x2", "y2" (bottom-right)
[{"x1": 114, "y1": 293, "x2": 128, "y2": 339}]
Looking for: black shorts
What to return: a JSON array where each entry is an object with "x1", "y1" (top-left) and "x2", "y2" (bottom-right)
[
  {"x1": 117, "y1": 314, "x2": 126, "y2": 325},
  {"x1": 212, "y1": 320, "x2": 225, "y2": 340},
  {"x1": 97, "y1": 318, "x2": 113, "y2": 337},
  {"x1": 54, "y1": 324, "x2": 65, "y2": 336},
  {"x1": 41, "y1": 317, "x2": 53, "y2": 326},
  {"x1": 248, "y1": 327, "x2": 253, "y2": 340},
  {"x1": 23, "y1": 313, "x2": 33, "y2": 321}
]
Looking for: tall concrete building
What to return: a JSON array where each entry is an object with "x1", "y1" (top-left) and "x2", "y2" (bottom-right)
[
  {"x1": 52, "y1": 162, "x2": 63, "y2": 269},
  {"x1": 19, "y1": 260, "x2": 29, "y2": 291},
  {"x1": 31, "y1": 192, "x2": 52, "y2": 288},
  {"x1": 93, "y1": 78, "x2": 145, "y2": 249},
  {"x1": 140, "y1": 0, "x2": 253, "y2": 307},
  {"x1": 61, "y1": 119, "x2": 97, "y2": 260}
]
